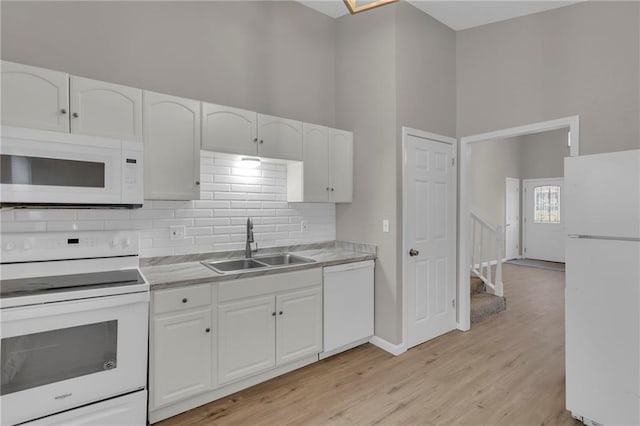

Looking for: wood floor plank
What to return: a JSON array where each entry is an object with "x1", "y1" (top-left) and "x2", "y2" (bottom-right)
[{"x1": 156, "y1": 264, "x2": 578, "y2": 426}]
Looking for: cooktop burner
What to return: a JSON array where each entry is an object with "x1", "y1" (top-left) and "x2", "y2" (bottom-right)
[{"x1": 0, "y1": 269, "x2": 146, "y2": 299}]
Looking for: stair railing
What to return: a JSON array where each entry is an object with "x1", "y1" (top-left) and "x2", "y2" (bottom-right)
[{"x1": 470, "y1": 211, "x2": 504, "y2": 297}]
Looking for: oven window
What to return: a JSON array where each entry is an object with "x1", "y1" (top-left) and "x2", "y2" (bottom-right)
[
  {"x1": 1, "y1": 320, "x2": 117, "y2": 395},
  {"x1": 0, "y1": 154, "x2": 105, "y2": 188}
]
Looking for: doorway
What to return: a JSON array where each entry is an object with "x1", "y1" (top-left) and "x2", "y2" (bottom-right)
[
  {"x1": 402, "y1": 127, "x2": 457, "y2": 349},
  {"x1": 458, "y1": 116, "x2": 580, "y2": 330},
  {"x1": 523, "y1": 178, "x2": 565, "y2": 262}
]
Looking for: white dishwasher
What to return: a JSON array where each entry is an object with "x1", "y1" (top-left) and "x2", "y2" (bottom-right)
[{"x1": 321, "y1": 260, "x2": 374, "y2": 359}]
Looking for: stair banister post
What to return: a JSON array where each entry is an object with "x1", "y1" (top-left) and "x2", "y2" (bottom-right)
[{"x1": 495, "y1": 224, "x2": 505, "y2": 297}]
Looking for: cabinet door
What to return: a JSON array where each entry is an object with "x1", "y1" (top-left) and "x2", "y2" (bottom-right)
[
  {"x1": 329, "y1": 129, "x2": 354, "y2": 203},
  {"x1": 151, "y1": 308, "x2": 213, "y2": 409},
  {"x1": 302, "y1": 123, "x2": 330, "y2": 202},
  {"x1": 143, "y1": 91, "x2": 201, "y2": 200},
  {"x1": 218, "y1": 295, "x2": 276, "y2": 385},
  {"x1": 257, "y1": 114, "x2": 302, "y2": 161},
  {"x1": 276, "y1": 287, "x2": 322, "y2": 366},
  {"x1": 1, "y1": 61, "x2": 69, "y2": 132},
  {"x1": 201, "y1": 102, "x2": 257, "y2": 156},
  {"x1": 70, "y1": 76, "x2": 142, "y2": 142}
]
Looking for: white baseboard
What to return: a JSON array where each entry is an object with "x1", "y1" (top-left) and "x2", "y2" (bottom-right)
[{"x1": 369, "y1": 336, "x2": 407, "y2": 356}]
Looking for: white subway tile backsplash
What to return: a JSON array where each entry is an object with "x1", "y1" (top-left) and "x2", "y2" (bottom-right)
[{"x1": 0, "y1": 152, "x2": 335, "y2": 257}]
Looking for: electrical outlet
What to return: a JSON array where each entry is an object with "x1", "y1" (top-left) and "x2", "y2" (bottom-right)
[
  {"x1": 169, "y1": 225, "x2": 185, "y2": 240},
  {"x1": 383, "y1": 219, "x2": 389, "y2": 233},
  {"x1": 301, "y1": 220, "x2": 309, "y2": 232}
]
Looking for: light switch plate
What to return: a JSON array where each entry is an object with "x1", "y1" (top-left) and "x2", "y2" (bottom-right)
[
  {"x1": 383, "y1": 219, "x2": 389, "y2": 233},
  {"x1": 169, "y1": 225, "x2": 185, "y2": 240}
]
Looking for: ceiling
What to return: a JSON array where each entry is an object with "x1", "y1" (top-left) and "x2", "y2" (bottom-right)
[{"x1": 297, "y1": 1, "x2": 584, "y2": 31}]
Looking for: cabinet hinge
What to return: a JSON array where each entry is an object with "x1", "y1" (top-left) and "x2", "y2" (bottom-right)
[
  {"x1": 451, "y1": 158, "x2": 455, "y2": 167},
  {"x1": 451, "y1": 299, "x2": 456, "y2": 308}
]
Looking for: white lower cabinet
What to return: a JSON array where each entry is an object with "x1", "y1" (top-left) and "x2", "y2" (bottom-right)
[
  {"x1": 218, "y1": 295, "x2": 276, "y2": 385},
  {"x1": 150, "y1": 284, "x2": 215, "y2": 411},
  {"x1": 276, "y1": 287, "x2": 323, "y2": 365},
  {"x1": 149, "y1": 268, "x2": 323, "y2": 423},
  {"x1": 151, "y1": 308, "x2": 213, "y2": 408}
]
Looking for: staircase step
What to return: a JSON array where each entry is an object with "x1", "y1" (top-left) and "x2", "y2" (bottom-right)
[
  {"x1": 470, "y1": 276, "x2": 486, "y2": 295},
  {"x1": 471, "y1": 293, "x2": 506, "y2": 324}
]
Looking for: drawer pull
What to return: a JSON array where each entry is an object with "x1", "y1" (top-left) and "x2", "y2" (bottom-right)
[
  {"x1": 279, "y1": 311, "x2": 283, "y2": 315},
  {"x1": 271, "y1": 312, "x2": 276, "y2": 316},
  {"x1": 182, "y1": 298, "x2": 188, "y2": 303},
  {"x1": 205, "y1": 328, "x2": 211, "y2": 333}
]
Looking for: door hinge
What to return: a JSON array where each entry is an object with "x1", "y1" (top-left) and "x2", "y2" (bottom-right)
[
  {"x1": 451, "y1": 158, "x2": 455, "y2": 167},
  {"x1": 451, "y1": 299, "x2": 456, "y2": 308}
]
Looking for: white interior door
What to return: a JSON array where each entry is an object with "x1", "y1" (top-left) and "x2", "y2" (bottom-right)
[
  {"x1": 406, "y1": 133, "x2": 456, "y2": 349},
  {"x1": 523, "y1": 178, "x2": 565, "y2": 262},
  {"x1": 505, "y1": 177, "x2": 521, "y2": 260}
]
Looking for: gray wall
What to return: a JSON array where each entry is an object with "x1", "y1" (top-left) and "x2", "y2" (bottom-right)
[
  {"x1": 457, "y1": 1, "x2": 640, "y2": 155},
  {"x1": 335, "y1": 2, "x2": 456, "y2": 344},
  {"x1": 1, "y1": 1, "x2": 336, "y2": 127},
  {"x1": 335, "y1": 6, "x2": 398, "y2": 343}
]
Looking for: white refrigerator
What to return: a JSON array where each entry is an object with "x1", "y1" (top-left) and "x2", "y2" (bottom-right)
[{"x1": 565, "y1": 149, "x2": 640, "y2": 425}]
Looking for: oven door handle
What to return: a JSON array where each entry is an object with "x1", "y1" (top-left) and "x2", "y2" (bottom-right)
[{"x1": 0, "y1": 291, "x2": 149, "y2": 322}]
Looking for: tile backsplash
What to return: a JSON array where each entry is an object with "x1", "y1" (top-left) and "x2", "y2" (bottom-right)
[{"x1": 0, "y1": 151, "x2": 336, "y2": 258}]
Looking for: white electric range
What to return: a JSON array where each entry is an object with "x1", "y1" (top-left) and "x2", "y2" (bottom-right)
[{"x1": 0, "y1": 230, "x2": 149, "y2": 426}]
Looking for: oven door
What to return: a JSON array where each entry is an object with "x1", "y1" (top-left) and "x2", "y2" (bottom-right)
[
  {"x1": 0, "y1": 126, "x2": 123, "y2": 205},
  {"x1": 0, "y1": 292, "x2": 149, "y2": 426}
]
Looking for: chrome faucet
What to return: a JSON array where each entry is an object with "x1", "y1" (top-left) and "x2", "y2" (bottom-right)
[{"x1": 245, "y1": 217, "x2": 255, "y2": 258}]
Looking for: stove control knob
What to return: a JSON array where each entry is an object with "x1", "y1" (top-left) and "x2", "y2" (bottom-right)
[
  {"x1": 22, "y1": 242, "x2": 31, "y2": 250},
  {"x1": 123, "y1": 238, "x2": 132, "y2": 248},
  {"x1": 3, "y1": 241, "x2": 15, "y2": 252},
  {"x1": 110, "y1": 239, "x2": 118, "y2": 248}
]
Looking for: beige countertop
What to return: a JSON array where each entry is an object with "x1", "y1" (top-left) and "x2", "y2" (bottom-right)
[{"x1": 141, "y1": 241, "x2": 376, "y2": 290}]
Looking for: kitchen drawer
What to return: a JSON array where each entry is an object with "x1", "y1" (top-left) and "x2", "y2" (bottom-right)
[{"x1": 153, "y1": 284, "x2": 212, "y2": 314}]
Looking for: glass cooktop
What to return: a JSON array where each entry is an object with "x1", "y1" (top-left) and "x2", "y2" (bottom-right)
[{"x1": 0, "y1": 269, "x2": 146, "y2": 299}]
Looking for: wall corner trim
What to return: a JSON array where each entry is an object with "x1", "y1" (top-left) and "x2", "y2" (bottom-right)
[{"x1": 369, "y1": 336, "x2": 407, "y2": 356}]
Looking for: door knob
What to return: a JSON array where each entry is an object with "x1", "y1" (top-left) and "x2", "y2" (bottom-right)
[{"x1": 409, "y1": 249, "x2": 419, "y2": 257}]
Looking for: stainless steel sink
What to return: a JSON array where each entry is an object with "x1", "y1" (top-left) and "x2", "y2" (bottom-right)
[
  {"x1": 255, "y1": 253, "x2": 315, "y2": 266},
  {"x1": 201, "y1": 258, "x2": 268, "y2": 273},
  {"x1": 201, "y1": 253, "x2": 315, "y2": 274}
]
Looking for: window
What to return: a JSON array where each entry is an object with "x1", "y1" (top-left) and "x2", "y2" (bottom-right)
[{"x1": 534, "y1": 185, "x2": 561, "y2": 223}]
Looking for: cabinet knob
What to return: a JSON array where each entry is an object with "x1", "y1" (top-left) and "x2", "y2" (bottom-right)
[
  {"x1": 259, "y1": 140, "x2": 264, "y2": 144},
  {"x1": 279, "y1": 311, "x2": 283, "y2": 315},
  {"x1": 60, "y1": 108, "x2": 67, "y2": 114},
  {"x1": 253, "y1": 137, "x2": 258, "y2": 143},
  {"x1": 271, "y1": 312, "x2": 276, "y2": 316},
  {"x1": 205, "y1": 328, "x2": 211, "y2": 333},
  {"x1": 331, "y1": 188, "x2": 335, "y2": 192},
  {"x1": 195, "y1": 181, "x2": 200, "y2": 185},
  {"x1": 182, "y1": 298, "x2": 188, "y2": 303},
  {"x1": 72, "y1": 112, "x2": 79, "y2": 118},
  {"x1": 326, "y1": 187, "x2": 330, "y2": 191}
]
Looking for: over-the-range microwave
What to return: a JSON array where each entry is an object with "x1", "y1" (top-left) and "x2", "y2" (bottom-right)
[{"x1": 0, "y1": 126, "x2": 143, "y2": 208}]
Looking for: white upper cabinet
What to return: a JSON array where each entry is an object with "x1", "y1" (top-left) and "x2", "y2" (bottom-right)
[
  {"x1": 329, "y1": 129, "x2": 354, "y2": 203},
  {"x1": 143, "y1": 91, "x2": 201, "y2": 200},
  {"x1": 301, "y1": 123, "x2": 331, "y2": 202},
  {"x1": 201, "y1": 103, "x2": 257, "y2": 156},
  {"x1": 70, "y1": 76, "x2": 142, "y2": 142},
  {"x1": 1, "y1": 61, "x2": 70, "y2": 132},
  {"x1": 257, "y1": 114, "x2": 302, "y2": 161},
  {"x1": 201, "y1": 106, "x2": 303, "y2": 161},
  {"x1": 288, "y1": 126, "x2": 353, "y2": 203}
]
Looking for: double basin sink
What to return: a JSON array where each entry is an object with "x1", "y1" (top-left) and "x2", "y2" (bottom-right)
[{"x1": 201, "y1": 253, "x2": 315, "y2": 274}]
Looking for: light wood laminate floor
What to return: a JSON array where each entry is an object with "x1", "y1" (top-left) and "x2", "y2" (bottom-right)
[{"x1": 157, "y1": 264, "x2": 578, "y2": 425}]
